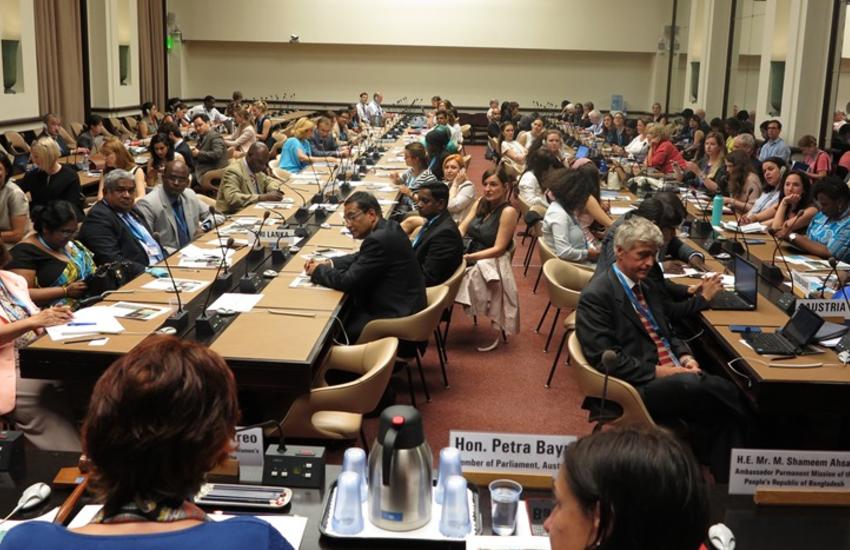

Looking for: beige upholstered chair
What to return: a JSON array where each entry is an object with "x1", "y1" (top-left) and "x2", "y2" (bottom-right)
[
  {"x1": 568, "y1": 333, "x2": 656, "y2": 429},
  {"x1": 123, "y1": 116, "x2": 138, "y2": 132},
  {"x1": 267, "y1": 160, "x2": 291, "y2": 182},
  {"x1": 431, "y1": 260, "x2": 467, "y2": 385},
  {"x1": 69, "y1": 122, "x2": 84, "y2": 138},
  {"x1": 56, "y1": 126, "x2": 77, "y2": 150},
  {"x1": 280, "y1": 337, "x2": 399, "y2": 448},
  {"x1": 541, "y1": 259, "x2": 593, "y2": 387},
  {"x1": 460, "y1": 124, "x2": 471, "y2": 138},
  {"x1": 199, "y1": 167, "x2": 226, "y2": 196},
  {"x1": 3, "y1": 132, "x2": 30, "y2": 155},
  {"x1": 109, "y1": 118, "x2": 133, "y2": 140},
  {"x1": 532, "y1": 234, "x2": 557, "y2": 294},
  {"x1": 357, "y1": 286, "x2": 451, "y2": 406}
]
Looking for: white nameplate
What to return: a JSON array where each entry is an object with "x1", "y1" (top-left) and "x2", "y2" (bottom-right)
[
  {"x1": 796, "y1": 299, "x2": 850, "y2": 320},
  {"x1": 729, "y1": 448, "x2": 850, "y2": 495},
  {"x1": 233, "y1": 427, "x2": 264, "y2": 467},
  {"x1": 449, "y1": 430, "x2": 576, "y2": 475}
]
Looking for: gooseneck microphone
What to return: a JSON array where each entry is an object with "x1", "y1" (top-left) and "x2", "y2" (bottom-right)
[
  {"x1": 689, "y1": 188, "x2": 713, "y2": 239},
  {"x1": 196, "y1": 236, "x2": 234, "y2": 336},
  {"x1": 152, "y1": 232, "x2": 189, "y2": 331},
  {"x1": 724, "y1": 187, "x2": 753, "y2": 257},
  {"x1": 240, "y1": 211, "x2": 270, "y2": 293},
  {"x1": 595, "y1": 350, "x2": 619, "y2": 431}
]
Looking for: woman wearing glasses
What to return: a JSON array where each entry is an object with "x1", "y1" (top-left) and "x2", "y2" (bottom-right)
[{"x1": 8, "y1": 201, "x2": 94, "y2": 309}]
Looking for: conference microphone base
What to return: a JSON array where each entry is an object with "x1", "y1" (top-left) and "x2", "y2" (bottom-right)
[
  {"x1": 248, "y1": 245, "x2": 267, "y2": 262},
  {"x1": 271, "y1": 247, "x2": 289, "y2": 266},
  {"x1": 239, "y1": 273, "x2": 262, "y2": 294},
  {"x1": 760, "y1": 263, "x2": 784, "y2": 286},
  {"x1": 721, "y1": 240, "x2": 745, "y2": 256},
  {"x1": 691, "y1": 220, "x2": 714, "y2": 240},
  {"x1": 349, "y1": 172, "x2": 361, "y2": 182},
  {"x1": 777, "y1": 292, "x2": 797, "y2": 315},
  {"x1": 163, "y1": 309, "x2": 190, "y2": 332},
  {"x1": 213, "y1": 271, "x2": 233, "y2": 291},
  {"x1": 195, "y1": 312, "x2": 225, "y2": 336}
]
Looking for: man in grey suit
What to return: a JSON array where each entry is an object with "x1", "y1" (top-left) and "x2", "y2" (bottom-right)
[
  {"x1": 136, "y1": 159, "x2": 210, "y2": 254},
  {"x1": 190, "y1": 113, "x2": 228, "y2": 190},
  {"x1": 215, "y1": 142, "x2": 284, "y2": 214}
]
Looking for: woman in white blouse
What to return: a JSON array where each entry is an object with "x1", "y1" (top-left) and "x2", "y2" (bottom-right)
[
  {"x1": 518, "y1": 148, "x2": 562, "y2": 210},
  {"x1": 541, "y1": 168, "x2": 599, "y2": 264},
  {"x1": 499, "y1": 121, "x2": 527, "y2": 166},
  {"x1": 224, "y1": 107, "x2": 257, "y2": 159},
  {"x1": 619, "y1": 117, "x2": 650, "y2": 160},
  {"x1": 518, "y1": 117, "x2": 544, "y2": 149},
  {"x1": 442, "y1": 154, "x2": 476, "y2": 223}
]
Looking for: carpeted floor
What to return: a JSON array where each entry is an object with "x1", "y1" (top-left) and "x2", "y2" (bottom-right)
[{"x1": 352, "y1": 145, "x2": 594, "y2": 462}]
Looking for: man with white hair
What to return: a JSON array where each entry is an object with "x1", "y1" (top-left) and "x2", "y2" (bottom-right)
[
  {"x1": 576, "y1": 216, "x2": 748, "y2": 480},
  {"x1": 587, "y1": 110, "x2": 604, "y2": 136}
]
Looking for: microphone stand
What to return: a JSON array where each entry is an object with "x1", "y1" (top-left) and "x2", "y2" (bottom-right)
[
  {"x1": 152, "y1": 233, "x2": 189, "y2": 331},
  {"x1": 722, "y1": 188, "x2": 753, "y2": 257},
  {"x1": 196, "y1": 237, "x2": 234, "y2": 336},
  {"x1": 240, "y1": 212, "x2": 271, "y2": 293},
  {"x1": 689, "y1": 188, "x2": 713, "y2": 239},
  {"x1": 766, "y1": 227, "x2": 798, "y2": 315},
  {"x1": 209, "y1": 206, "x2": 234, "y2": 290}
]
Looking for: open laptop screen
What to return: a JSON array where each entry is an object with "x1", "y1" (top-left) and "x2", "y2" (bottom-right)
[
  {"x1": 783, "y1": 304, "x2": 825, "y2": 346},
  {"x1": 733, "y1": 255, "x2": 758, "y2": 306},
  {"x1": 575, "y1": 145, "x2": 589, "y2": 159}
]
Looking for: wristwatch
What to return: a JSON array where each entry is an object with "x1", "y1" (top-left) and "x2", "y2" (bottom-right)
[{"x1": 789, "y1": 233, "x2": 798, "y2": 242}]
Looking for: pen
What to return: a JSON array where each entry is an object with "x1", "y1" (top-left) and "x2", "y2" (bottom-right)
[
  {"x1": 64, "y1": 336, "x2": 106, "y2": 345},
  {"x1": 68, "y1": 322, "x2": 96, "y2": 326}
]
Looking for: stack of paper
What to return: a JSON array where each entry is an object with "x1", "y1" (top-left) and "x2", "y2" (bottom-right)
[
  {"x1": 46, "y1": 307, "x2": 126, "y2": 341},
  {"x1": 720, "y1": 221, "x2": 766, "y2": 234},
  {"x1": 178, "y1": 244, "x2": 235, "y2": 269}
]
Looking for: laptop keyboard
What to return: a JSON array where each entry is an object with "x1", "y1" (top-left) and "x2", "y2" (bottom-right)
[
  {"x1": 748, "y1": 332, "x2": 797, "y2": 355},
  {"x1": 710, "y1": 291, "x2": 749, "y2": 308}
]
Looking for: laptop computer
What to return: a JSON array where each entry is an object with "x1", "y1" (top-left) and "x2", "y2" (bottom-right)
[
  {"x1": 745, "y1": 304, "x2": 825, "y2": 356},
  {"x1": 575, "y1": 145, "x2": 590, "y2": 159},
  {"x1": 708, "y1": 255, "x2": 758, "y2": 311}
]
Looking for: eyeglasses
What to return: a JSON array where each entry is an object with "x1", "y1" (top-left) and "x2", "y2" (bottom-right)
[
  {"x1": 164, "y1": 175, "x2": 191, "y2": 183},
  {"x1": 343, "y1": 210, "x2": 365, "y2": 222}
]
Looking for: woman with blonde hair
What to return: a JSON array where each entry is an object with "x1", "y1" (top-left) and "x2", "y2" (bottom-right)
[
  {"x1": 442, "y1": 154, "x2": 476, "y2": 223},
  {"x1": 251, "y1": 100, "x2": 274, "y2": 148},
  {"x1": 641, "y1": 123, "x2": 686, "y2": 174},
  {"x1": 224, "y1": 106, "x2": 257, "y2": 159},
  {"x1": 18, "y1": 137, "x2": 85, "y2": 218},
  {"x1": 96, "y1": 138, "x2": 146, "y2": 201},
  {"x1": 278, "y1": 117, "x2": 329, "y2": 173}
]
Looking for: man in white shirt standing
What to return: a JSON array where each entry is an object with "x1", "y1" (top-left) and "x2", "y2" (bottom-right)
[
  {"x1": 187, "y1": 95, "x2": 228, "y2": 128},
  {"x1": 356, "y1": 92, "x2": 370, "y2": 126},
  {"x1": 367, "y1": 92, "x2": 384, "y2": 127}
]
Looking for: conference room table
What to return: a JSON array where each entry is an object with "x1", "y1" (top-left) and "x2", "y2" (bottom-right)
[
  {"x1": 19, "y1": 117, "x2": 412, "y2": 397},
  {"x1": 4, "y1": 449, "x2": 850, "y2": 549}
]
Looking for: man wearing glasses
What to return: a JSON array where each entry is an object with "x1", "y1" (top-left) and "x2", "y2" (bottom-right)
[
  {"x1": 305, "y1": 191, "x2": 426, "y2": 342},
  {"x1": 79, "y1": 169, "x2": 163, "y2": 279},
  {"x1": 137, "y1": 159, "x2": 212, "y2": 254},
  {"x1": 757, "y1": 119, "x2": 791, "y2": 163}
]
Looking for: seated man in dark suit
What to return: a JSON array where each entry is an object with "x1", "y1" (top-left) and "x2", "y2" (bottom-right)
[
  {"x1": 411, "y1": 182, "x2": 463, "y2": 286},
  {"x1": 305, "y1": 191, "x2": 427, "y2": 342},
  {"x1": 596, "y1": 191, "x2": 722, "y2": 321},
  {"x1": 79, "y1": 169, "x2": 164, "y2": 279},
  {"x1": 576, "y1": 216, "x2": 748, "y2": 480},
  {"x1": 160, "y1": 121, "x2": 194, "y2": 172},
  {"x1": 189, "y1": 113, "x2": 228, "y2": 190}
]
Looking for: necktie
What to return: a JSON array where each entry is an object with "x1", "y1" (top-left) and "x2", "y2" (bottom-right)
[
  {"x1": 633, "y1": 284, "x2": 676, "y2": 368},
  {"x1": 171, "y1": 197, "x2": 190, "y2": 248}
]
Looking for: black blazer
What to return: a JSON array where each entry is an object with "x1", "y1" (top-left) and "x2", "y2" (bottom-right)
[
  {"x1": 78, "y1": 201, "x2": 155, "y2": 278},
  {"x1": 175, "y1": 140, "x2": 195, "y2": 171},
  {"x1": 412, "y1": 211, "x2": 463, "y2": 287},
  {"x1": 311, "y1": 218, "x2": 427, "y2": 339},
  {"x1": 576, "y1": 267, "x2": 692, "y2": 387}
]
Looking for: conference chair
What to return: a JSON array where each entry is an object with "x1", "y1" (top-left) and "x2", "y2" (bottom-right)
[
  {"x1": 270, "y1": 134, "x2": 287, "y2": 157},
  {"x1": 532, "y1": 235, "x2": 556, "y2": 294},
  {"x1": 432, "y1": 261, "x2": 467, "y2": 382},
  {"x1": 108, "y1": 118, "x2": 133, "y2": 140},
  {"x1": 198, "y1": 167, "x2": 225, "y2": 197},
  {"x1": 460, "y1": 124, "x2": 471, "y2": 139},
  {"x1": 3, "y1": 131, "x2": 30, "y2": 155},
  {"x1": 567, "y1": 333, "x2": 656, "y2": 430},
  {"x1": 56, "y1": 127, "x2": 77, "y2": 150},
  {"x1": 69, "y1": 122, "x2": 84, "y2": 139},
  {"x1": 280, "y1": 337, "x2": 398, "y2": 450},
  {"x1": 356, "y1": 285, "x2": 450, "y2": 407},
  {"x1": 267, "y1": 160, "x2": 292, "y2": 182},
  {"x1": 541, "y1": 259, "x2": 593, "y2": 388},
  {"x1": 516, "y1": 195, "x2": 543, "y2": 276}
]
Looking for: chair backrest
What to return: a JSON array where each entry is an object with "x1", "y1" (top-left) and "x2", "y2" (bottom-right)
[
  {"x1": 201, "y1": 168, "x2": 226, "y2": 189},
  {"x1": 567, "y1": 333, "x2": 656, "y2": 429},
  {"x1": 123, "y1": 116, "x2": 138, "y2": 131},
  {"x1": 460, "y1": 124, "x2": 471, "y2": 138},
  {"x1": 69, "y1": 122, "x2": 84, "y2": 138},
  {"x1": 357, "y1": 285, "x2": 450, "y2": 344},
  {"x1": 282, "y1": 337, "x2": 399, "y2": 439},
  {"x1": 537, "y1": 236, "x2": 557, "y2": 267},
  {"x1": 56, "y1": 126, "x2": 77, "y2": 149},
  {"x1": 440, "y1": 261, "x2": 467, "y2": 305},
  {"x1": 270, "y1": 134, "x2": 287, "y2": 156},
  {"x1": 4, "y1": 132, "x2": 30, "y2": 154}
]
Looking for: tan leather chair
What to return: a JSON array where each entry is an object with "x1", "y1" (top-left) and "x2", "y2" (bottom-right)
[
  {"x1": 267, "y1": 160, "x2": 292, "y2": 183},
  {"x1": 3, "y1": 132, "x2": 30, "y2": 155},
  {"x1": 198, "y1": 167, "x2": 225, "y2": 197},
  {"x1": 357, "y1": 285, "x2": 451, "y2": 406},
  {"x1": 431, "y1": 261, "x2": 467, "y2": 386},
  {"x1": 541, "y1": 259, "x2": 593, "y2": 387},
  {"x1": 109, "y1": 117, "x2": 133, "y2": 140},
  {"x1": 460, "y1": 124, "x2": 471, "y2": 138},
  {"x1": 281, "y1": 337, "x2": 398, "y2": 449},
  {"x1": 516, "y1": 195, "x2": 542, "y2": 276},
  {"x1": 567, "y1": 333, "x2": 656, "y2": 429},
  {"x1": 69, "y1": 122, "x2": 84, "y2": 139},
  {"x1": 123, "y1": 116, "x2": 138, "y2": 132},
  {"x1": 57, "y1": 126, "x2": 77, "y2": 150},
  {"x1": 533, "y1": 234, "x2": 557, "y2": 294}
]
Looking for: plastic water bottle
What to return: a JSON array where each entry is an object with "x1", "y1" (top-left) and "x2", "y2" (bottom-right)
[
  {"x1": 599, "y1": 159, "x2": 608, "y2": 179},
  {"x1": 711, "y1": 194, "x2": 723, "y2": 227}
]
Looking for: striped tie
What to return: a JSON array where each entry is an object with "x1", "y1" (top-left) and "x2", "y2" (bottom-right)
[{"x1": 633, "y1": 284, "x2": 676, "y2": 368}]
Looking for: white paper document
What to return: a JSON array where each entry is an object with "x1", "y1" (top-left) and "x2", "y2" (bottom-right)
[
  {"x1": 207, "y1": 293, "x2": 264, "y2": 313},
  {"x1": 141, "y1": 278, "x2": 208, "y2": 293},
  {"x1": 105, "y1": 301, "x2": 171, "y2": 321},
  {"x1": 289, "y1": 275, "x2": 334, "y2": 290},
  {"x1": 46, "y1": 307, "x2": 126, "y2": 341},
  {"x1": 609, "y1": 205, "x2": 635, "y2": 216},
  {"x1": 178, "y1": 244, "x2": 234, "y2": 269}
]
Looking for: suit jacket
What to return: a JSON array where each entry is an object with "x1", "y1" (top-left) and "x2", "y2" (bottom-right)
[
  {"x1": 78, "y1": 201, "x2": 156, "y2": 278},
  {"x1": 215, "y1": 160, "x2": 282, "y2": 214},
  {"x1": 174, "y1": 140, "x2": 194, "y2": 171},
  {"x1": 311, "y1": 218, "x2": 426, "y2": 339},
  {"x1": 576, "y1": 266, "x2": 692, "y2": 387},
  {"x1": 412, "y1": 211, "x2": 463, "y2": 286},
  {"x1": 194, "y1": 130, "x2": 228, "y2": 177},
  {"x1": 136, "y1": 185, "x2": 209, "y2": 254}
]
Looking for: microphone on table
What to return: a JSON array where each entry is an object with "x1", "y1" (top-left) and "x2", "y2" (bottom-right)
[
  {"x1": 820, "y1": 257, "x2": 840, "y2": 299},
  {"x1": 765, "y1": 226, "x2": 799, "y2": 314},
  {"x1": 239, "y1": 211, "x2": 270, "y2": 293},
  {"x1": 152, "y1": 232, "x2": 189, "y2": 331},
  {"x1": 0, "y1": 482, "x2": 51, "y2": 525},
  {"x1": 722, "y1": 187, "x2": 753, "y2": 257},
  {"x1": 689, "y1": 187, "x2": 713, "y2": 239},
  {"x1": 208, "y1": 206, "x2": 235, "y2": 291},
  {"x1": 196, "y1": 236, "x2": 234, "y2": 336},
  {"x1": 308, "y1": 159, "x2": 327, "y2": 222}
]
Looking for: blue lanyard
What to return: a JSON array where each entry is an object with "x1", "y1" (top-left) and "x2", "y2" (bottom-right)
[
  {"x1": 613, "y1": 265, "x2": 680, "y2": 367},
  {"x1": 412, "y1": 215, "x2": 438, "y2": 248}
]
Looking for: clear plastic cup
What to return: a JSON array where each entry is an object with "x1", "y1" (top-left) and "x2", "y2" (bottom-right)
[
  {"x1": 332, "y1": 471, "x2": 364, "y2": 535},
  {"x1": 489, "y1": 479, "x2": 522, "y2": 536},
  {"x1": 435, "y1": 447, "x2": 462, "y2": 505},
  {"x1": 342, "y1": 447, "x2": 368, "y2": 502},
  {"x1": 439, "y1": 475, "x2": 471, "y2": 538}
]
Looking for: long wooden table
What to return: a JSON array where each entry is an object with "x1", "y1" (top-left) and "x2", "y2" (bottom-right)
[{"x1": 19, "y1": 116, "x2": 410, "y2": 394}]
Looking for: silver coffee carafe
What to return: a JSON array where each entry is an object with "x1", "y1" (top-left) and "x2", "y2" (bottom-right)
[{"x1": 368, "y1": 405, "x2": 433, "y2": 531}]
